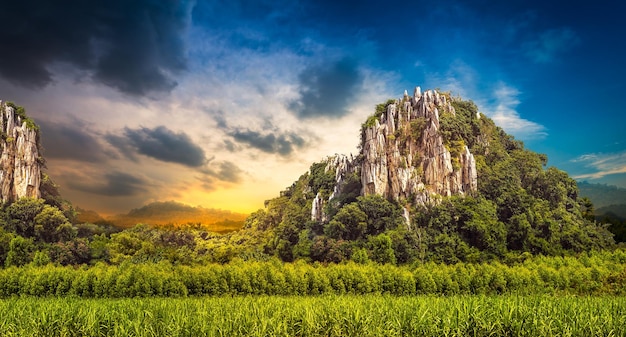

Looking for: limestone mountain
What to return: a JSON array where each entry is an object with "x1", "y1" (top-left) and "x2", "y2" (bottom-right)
[
  {"x1": 312, "y1": 88, "x2": 478, "y2": 224},
  {"x1": 0, "y1": 101, "x2": 42, "y2": 203},
  {"x1": 243, "y1": 87, "x2": 614, "y2": 263}
]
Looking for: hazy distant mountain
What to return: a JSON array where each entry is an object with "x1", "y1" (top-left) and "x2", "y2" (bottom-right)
[
  {"x1": 596, "y1": 204, "x2": 626, "y2": 220},
  {"x1": 75, "y1": 207, "x2": 111, "y2": 225},
  {"x1": 592, "y1": 203, "x2": 626, "y2": 243},
  {"x1": 577, "y1": 182, "x2": 626, "y2": 242},
  {"x1": 78, "y1": 201, "x2": 247, "y2": 233},
  {"x1": 578, "y1": 181, "x2": 626, "y2": 209}
]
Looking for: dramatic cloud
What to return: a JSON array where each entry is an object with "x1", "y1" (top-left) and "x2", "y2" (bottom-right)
[
  {"x1": 38, "y1": 120, "x2": 107, "y2": 162},
  {"x1": 289, "y1": 58, "x2": 363, "y2": 119},
  {"x1": 108, "y1": 126, "x2": 207, "y2": 167},
  {"x1": 201, "y1": 161, "x2": 243, "y2": 184},
  {"x1": 223, "y1": 140, "x2": 240, "y2": 152},
  {"x1": 1, "y1": 0, "x2": 624, "y2": 213},
  {"x1": 229, "y1": 128, "x2": 306, "y2": 156},
  {"x1": 67, "y1": 171, "x2": 148, "y2": 197},
  {"x1": 485, "y1": 83, "x2": 548, "y2": 140},
  {"x1": 196, "y1": 161, "x2": 244, "y2": 192},
  {"x1": 524, "y1": 27, "x2": 581, "y2": 63},
  {"x1": 571, "y1": 151, "x2": 626, "y2": 180},
  {"x1": 210, "y1": 161, "x2": 244, "y2": 183},
  {"x1": 427, "y1": 63, "x2": 547, "y2": 141},
  {"x1": 0, "y1": 0, "x2": 189, "y2": 96}
]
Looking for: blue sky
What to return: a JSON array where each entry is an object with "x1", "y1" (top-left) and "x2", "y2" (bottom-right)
[{"x1": 0, "y1": 0, "x2": 624, "y2": 214}]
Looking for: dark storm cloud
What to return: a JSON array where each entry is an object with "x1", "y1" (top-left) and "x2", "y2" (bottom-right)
[
  {"x1": 197, "y1": 161, "x2": 244, "y2": 192},
  {"x1": 223, "y1": 140, "x2": 240, "y2": 152},
  {"x1": 68, "y1": 171, "x2": 148, "y2": 197},
  {"x1": 202, "y1": 161, "x2": 243, "y2": 183},
  {"x1": 104, "y1": 134, "x2": 139, "y2": 162},
  {"x1": 191, "y1": 0, "x2": 303, "y2": 49},
  {"x1": 38, "y1": 120, "x2": 107, "y2": 162},
  {"x1": 108, "y1": 126, "x2": 207, "y2": 167},
  {"x1": 214, "y1": 113, "x2": 228, "y2": 129},
  {"x1": 0, "y1": 0, "x2": 189, "y2": 96},
  {"x1": 289, "y1": 58, "x2": 363, "y2": 119},
  {"x1": 229, "y1": 129, "x2": 306, "y2": 156},
  {"x1": 211, "y1": 161, "x2": 243, "y2": 183}
]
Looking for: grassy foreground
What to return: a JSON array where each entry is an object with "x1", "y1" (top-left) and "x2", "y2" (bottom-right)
[{"x1": 0, "y1": 295, "x2": 625, "y2": 336}]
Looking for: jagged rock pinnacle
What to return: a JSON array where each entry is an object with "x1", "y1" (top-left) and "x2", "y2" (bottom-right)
[
  {"x1": 311, "y1": 87, "x2": 478, "y2": 222},
  {"x1": 360, "y1": 88, "x2": 477, "y2": 204},
  {"x1": 0, "y1": 101, "x2": 42, "y2": 203}
]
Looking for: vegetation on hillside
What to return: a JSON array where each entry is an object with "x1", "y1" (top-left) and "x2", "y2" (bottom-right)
[
  {"x1": 238, "y1": 96, "x2": 614, "y2": 264},
  {"x1": 0, "y1": 93, "x2": 620, "y2": 271},
  {"x1": 3, "y1": 101, "x2": 40, "y2": 131}
]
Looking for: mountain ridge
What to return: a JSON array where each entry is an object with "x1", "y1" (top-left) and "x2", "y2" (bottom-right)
[
  {"x1": 578, "y1": 181, "x2": 626, "y2": 209},
  {"x1": 77, "y1": 200, "x2": 247, "y2": 232}
]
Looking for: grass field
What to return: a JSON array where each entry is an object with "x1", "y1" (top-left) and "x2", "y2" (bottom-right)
[{"x1": 0, "y1": 295, "x2": 624, "y2": 336}]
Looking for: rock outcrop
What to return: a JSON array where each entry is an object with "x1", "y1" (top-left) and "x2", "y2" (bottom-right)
[
  {"x1": 0, "y1": 101, "x2": 42, "y2": 203},
  {"x1": 311, "y1": 87, "x2": 478, "y2": 221},
  {"x1": 361, "y1": 87, "x2": 477, "y2": 205},
  {"x1": 311, "y1": 154, "x2": 358, "y2": 223}
]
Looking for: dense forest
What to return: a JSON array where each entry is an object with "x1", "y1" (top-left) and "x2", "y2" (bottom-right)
[
  {"x1": 0, "y1": 95, "x2": 621, "y2": 272},
  {"x1": 1, "y1": 250, "x2": 625, "y2": 297}
]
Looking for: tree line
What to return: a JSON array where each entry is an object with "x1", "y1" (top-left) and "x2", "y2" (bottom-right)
[{"x1": 0, "y1": 250, "x2": 624, "y2": 297}]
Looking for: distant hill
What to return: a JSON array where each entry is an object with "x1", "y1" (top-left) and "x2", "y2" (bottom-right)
[
  {"x1": 75, "y1": 207, "x2": 112, "y2": 225},
  {"x1": 574, "y1": 182, "x2": 626, "y2": 243},
  {"x1": 77, "y1": 201, "x2": 248, "y2": 233},
  {"x1": 577, "y1": 182, "x2": 626, "y2": 242},
  {"x1": 578, "y1": 181, "x2": 626, "y2": 209},
  {"x1": 596, "y1": 204, "x2": 626, "y2": 220},
  {"x1": 594, "y1": 204, "x2": 626, "y2": 243}
]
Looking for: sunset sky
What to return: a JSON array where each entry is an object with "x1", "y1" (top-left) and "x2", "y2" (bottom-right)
[{"x1": 1, "y1": 0, "x2": 625, "y2": 215}]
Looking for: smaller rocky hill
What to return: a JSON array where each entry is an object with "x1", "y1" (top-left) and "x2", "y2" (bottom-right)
[{"x1": 0, "y1": 101, "x2": 42, "y2": 203}]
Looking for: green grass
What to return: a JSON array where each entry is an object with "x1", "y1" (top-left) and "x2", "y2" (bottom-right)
[{"x1": 0, "y1": 295, "x2": 624, "y2": 336}]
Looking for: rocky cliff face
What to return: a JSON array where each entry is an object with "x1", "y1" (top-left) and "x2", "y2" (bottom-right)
[
  {"x1": 311, "y1": 154, "x2": 358, "y2": 222},
  {"x1": 361, "y1": 87, "x2": 477, "y2": 205},
  {"x1": 311, "y1": 87, "x2": 478, "y2": 221},
  {"x1": 0, "y1": 101, "x2": 42, "y2": 203}
]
